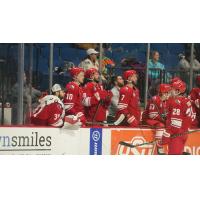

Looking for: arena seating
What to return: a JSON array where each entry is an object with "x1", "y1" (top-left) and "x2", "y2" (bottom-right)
[{"x1": 0, "y1": 43, "x2": 186, "y2": 91}]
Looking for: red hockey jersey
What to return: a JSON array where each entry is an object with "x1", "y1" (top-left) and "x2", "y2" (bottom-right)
[
  {"x1": 83, "y1": 81, "x2": 112, "y2": 122},
  {"x1": 189, "y1": 88, "x2": 200, "y2": 127},
  {"x1": 63, "y1": 81, "x2": 86, "y2": 124},
  {"x1": 189, "y1": 88, "x2": 200, "y2": 102},
  {"x1": 31, "y1": 95, "x2": 65, "y2": 127},
  {"x1": 117, "y1": 85, "x2": 141, "y2": 126},
  {"x1": 143, "y1": 95, "x2": 168, "y2": 124},
  {"x1": 166, "y1": 96, "x2": 194, "y2": 135}
]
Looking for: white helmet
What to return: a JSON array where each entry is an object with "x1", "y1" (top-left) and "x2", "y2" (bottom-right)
[{"x1": 51, "y1": 84, "x2": 62, "y2": 93}]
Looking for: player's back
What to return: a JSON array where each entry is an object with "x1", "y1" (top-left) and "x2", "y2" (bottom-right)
[{"x1": 31, "y1": 95, "x2": 64, "y2": 126}]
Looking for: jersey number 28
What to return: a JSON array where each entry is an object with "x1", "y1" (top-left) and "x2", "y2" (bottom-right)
[{"x1": 172, "y1": 108, "x2": 180, "y2": 115}]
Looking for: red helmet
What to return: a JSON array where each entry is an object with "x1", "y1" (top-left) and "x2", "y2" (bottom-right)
[
  {"x1": 158, "y1": 84, "x2": 171, "y2": 94},
  {"x1": 123, "y1": 70, "x2": 137, "y2": 80},
  {"x1": 171, "y1": 76, "x2": 181, "y2": 84},
  {"x1": 196, "y1": 74, "x2": 200, "y2": 85},
  {"x1": 69, "y1": 67, "x2": 84, "y2": 77},
  {"x1": 85, "y1": 68, "x2": 99, "y2": 79},
  {"x1": 172, "y1": 80, "x2": 186, "y2": 93}
]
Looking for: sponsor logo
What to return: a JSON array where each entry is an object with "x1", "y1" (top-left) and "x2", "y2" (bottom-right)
[
  {"x1": 116, "y1": 136, "x2": 154, "y2": 155},
  {"x1": 92, "y1": 131, "x2": 100, "y2": 142},
  {"x1": 0, "y1": 131, "x2": 52, "y2": 152},
  {"x1": 90, "y1": 128, "x2": 102, "y2": 155}
]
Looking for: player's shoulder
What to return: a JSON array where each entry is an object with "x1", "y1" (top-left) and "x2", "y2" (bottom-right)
[
  {"x1": 66, "y1": 81, "x2": 79, "y2": 90},
  {"x1": 120, "y1": 86, "x2": 131, "y2": 93},
  {"x1": 85, "y1": 81, "x2": 95, "y2": 89},
  {"x1": 182, "y1": 96, "x2": 192, "y2": 106},
  {"x1": 152, "y1": 95, "x2": 160, "y2": 102},
  {"x1": 42, "y1": 95, "x2": 56, "y2": 102},
  {"x1": 49, "y1": 100, "x2": 63, "y2": 111},
  {"x1": 166, "y1": 96, "x2": 175, "y2": 105},
  {"x1": 174, "y1": 96, "x2": 191, "y2": 106},
  {"x1": 42, "y1": 95, "x2": 62, "y2": 106},
  {"x1": 85, "y1": 81, "x2": 93, "y2": 86},
  {"x1": 66, "y1": 82, "x2": 74, "y2": 90}
]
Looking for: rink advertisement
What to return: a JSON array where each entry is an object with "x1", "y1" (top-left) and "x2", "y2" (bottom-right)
[
  {"x1": 0, "y1": 127, "x2": 90, "y2": 155},
  {"x1": 0, "y1": 127, "x2": 200, "y2": 155},
  {"x1": 111, "y1": 129, "x2": 156, "y2": 155},
  {"x1": 89, "y1": 128, "x2": 102, "y2": 155},
  {"x1": 184, "y1": 131, "x2": 200, "y2": 154},
  {"x1": 111, "y1": 129, "x2": 200, "y2": 155},
  {"x1": 0, "y1": 128, "x2": 53, "y2": 154}
]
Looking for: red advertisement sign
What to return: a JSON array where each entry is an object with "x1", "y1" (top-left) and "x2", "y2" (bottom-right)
[{"x1": 111, "y1": 129, "x2": 200, "y2": 155}]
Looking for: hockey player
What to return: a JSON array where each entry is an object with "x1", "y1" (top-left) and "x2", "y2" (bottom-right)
[
  {"x1": 82, "y1": 68, "x2": 112, "y2": 123},
  {"x1": 188, "y1": 74, "x2": 200, "y2": 127},
  {"x1": 161, "y1": 80, "x2": 194, "y2": 155},
  {"x1": 114, "y1": 70, "x2": 141, "y2": 127},
  {"x1": 64, "y1": 67, "x2": 86, "y2": 126},
  {"x1": 142, "y1": 84, "x2": 171, "y2": 154},
  {"x1": 31, "y1": 84, "x2": 65, "y2": 127}
]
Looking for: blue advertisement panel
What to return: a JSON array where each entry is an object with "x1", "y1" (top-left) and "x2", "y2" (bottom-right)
[{"x1": 90, "y1": 128, "x2": 102, "y2": 155}]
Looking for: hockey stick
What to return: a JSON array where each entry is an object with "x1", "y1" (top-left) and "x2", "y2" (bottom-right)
[
  {"x1": 119, "y1": 140, "x2": 156, "y2": 149},
  {"x1": 171, "y1": 129, "x2": 200, "y2": 139},
  {"x1": 86, "y1": 121, "x2": 158, "y2": 128},
  {"x1": 86, "y1": 121, "x2": 115, "y2": 126},
  {"x1": 119, "y1": 129, "x2": 200, "y2": 149},
  {"x1": 91, "y1": 100, "x2": 102, "y2": 126}
]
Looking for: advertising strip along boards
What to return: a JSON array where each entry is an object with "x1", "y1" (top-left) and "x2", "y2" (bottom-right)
[{"x1": 0, "y1": 127, "x2": 200, "y2": 155}]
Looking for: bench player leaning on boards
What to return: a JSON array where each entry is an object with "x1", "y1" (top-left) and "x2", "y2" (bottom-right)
[
  {"x1": 82, "y1": 68, "x2": 112, "y2": 123},
  {"x1": 64, "y1": 67, "x2": 86, "y2": 126},
  {"x1": 160, "y1": 80, "x2": 195, "y2": 155},
  {"x1": 31, "y1": 84, "x2": 65, "y2": 127},
  {"x1": 142, "y1": 84, "x2": 171, "y2": 154},
  {"x1": 114, "y1": 70, "x2": 141, "y2": 127}
]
